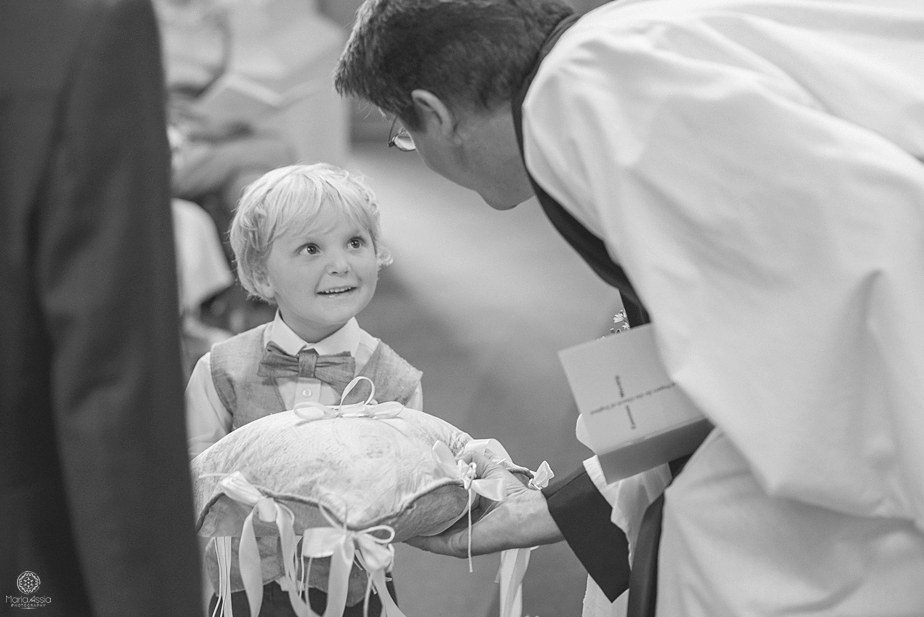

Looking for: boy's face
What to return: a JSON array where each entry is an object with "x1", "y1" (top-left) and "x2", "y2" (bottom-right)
[{"x1": 257, "y1": 213, "x2": 379, "y2": 342}]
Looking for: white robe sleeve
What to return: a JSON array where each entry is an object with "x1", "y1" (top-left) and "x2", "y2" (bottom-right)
[{"x1": 524, "y1": 13, "x2": 924, "y2": 528}]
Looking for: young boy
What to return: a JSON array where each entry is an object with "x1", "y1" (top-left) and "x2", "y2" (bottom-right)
[{"x1": 185, "y1": 162, "x2": 421, "y2": 617}]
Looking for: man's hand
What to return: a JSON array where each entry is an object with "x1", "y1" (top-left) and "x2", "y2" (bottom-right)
[{"x1": 407, "y1": 450, "x2": 564, "y2": 557}]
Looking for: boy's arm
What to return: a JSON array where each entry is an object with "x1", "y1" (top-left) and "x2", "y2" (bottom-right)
[{"x1": 185, "y1": 352, "x2": 232, "y2": 459}]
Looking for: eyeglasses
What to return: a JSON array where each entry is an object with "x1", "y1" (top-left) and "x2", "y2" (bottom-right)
[{"x1": 387, "y1": 116, "x2": 416, "y2": 152}]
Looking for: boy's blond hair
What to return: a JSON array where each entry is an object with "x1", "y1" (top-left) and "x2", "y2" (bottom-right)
[{"x1": 229, "y1": 163, "x2": 392, "y2": 303}]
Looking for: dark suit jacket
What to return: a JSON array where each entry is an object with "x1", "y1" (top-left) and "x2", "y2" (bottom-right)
[{"x1": 0, "y1": 1, "x2": 202, "y2": 615}]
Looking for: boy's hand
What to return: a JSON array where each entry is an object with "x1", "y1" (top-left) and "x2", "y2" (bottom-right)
[{"x1": 407, "y1": 450, "x2": 563, "y2": 557}]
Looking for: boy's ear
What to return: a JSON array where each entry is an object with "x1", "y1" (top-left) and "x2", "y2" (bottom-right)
[
  {"x1": 410, "y1": 89, "x2": 459, "y2": 141},
  {"x1": 252, "y1": 269, "x2": 275, "y2": 301}
]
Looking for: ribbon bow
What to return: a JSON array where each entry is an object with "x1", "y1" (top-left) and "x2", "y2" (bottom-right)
[
  {"x1": 432, "y1": 441, "x2": 550, "y2": 617},
  {"x1": 293, "y1": 376, "x2": 404, "y2": 422},
  {"x1": 258, "y1": 342, "x2": 356, "y2": 394},
  {"x1": 218, "y1": 472, "x2": 300, "y2": 617},
  {"x1": 300, "y1": 506, "x2": 406, "y2": 617},
  {"x1": 432, "y1": 441, "x2": 505, "y2": 572},
  {"x1": 527, "y1": 460, "x2": 555, "y2": 490}
]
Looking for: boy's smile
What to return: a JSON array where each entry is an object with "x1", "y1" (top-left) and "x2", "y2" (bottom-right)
[
  {"x1": 318, "y1": 285, "x2": 357, "y2": 295},
  {"x1": 256, "y1": 213, "x2": 379, "y2": 343}
]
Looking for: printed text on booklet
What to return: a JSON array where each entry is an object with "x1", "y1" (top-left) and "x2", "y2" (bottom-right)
[{"x1": 558, "y1": 324, "x2": 711, "y2": 482}]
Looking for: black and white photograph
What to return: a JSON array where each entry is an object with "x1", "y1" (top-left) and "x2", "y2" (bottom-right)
[{"x1": 2, "y1": 0, "x2": 923, "y2": 616}]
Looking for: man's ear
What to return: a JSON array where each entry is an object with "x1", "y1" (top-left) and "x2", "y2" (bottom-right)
[{"x1": 410, "y1": 89, "x2": 459, "y2": 141}]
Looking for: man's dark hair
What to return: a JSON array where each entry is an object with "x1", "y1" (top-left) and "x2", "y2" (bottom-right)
[{"x1": 335, "y1": 0, "x2": 574, "y2": 129}]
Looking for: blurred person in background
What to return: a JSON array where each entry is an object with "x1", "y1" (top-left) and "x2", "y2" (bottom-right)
[
  {"x1": 0, "y1": 0, "x2": 202, "y2": 615},
  {"x1": 154, "y1": 0, "x2": 294, "y2": 214},
  {"x1": 154, "y1": 0, "x2": 296, "y2": 338}
]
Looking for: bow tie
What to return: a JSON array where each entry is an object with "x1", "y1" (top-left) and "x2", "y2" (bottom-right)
[{"x1": 257, "y1": 342, "x2": 356, "y2": 393}]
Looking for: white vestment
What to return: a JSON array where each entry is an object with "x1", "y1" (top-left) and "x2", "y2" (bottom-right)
[{"x1": 524, "y1": 0, "x2": 924, "y2": 614}]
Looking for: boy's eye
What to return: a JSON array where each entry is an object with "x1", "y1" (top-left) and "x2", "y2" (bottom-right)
[
  {"x1": 298, "y1": 243, "x2": 319, "y2": 255},
  {"x1": 348, "y1": 237, "x2": 367, "y2": 249}
]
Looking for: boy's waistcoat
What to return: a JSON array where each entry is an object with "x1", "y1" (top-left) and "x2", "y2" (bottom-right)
[{"x1": 209, "y1": 324, "x2": 422, "y2": 428}]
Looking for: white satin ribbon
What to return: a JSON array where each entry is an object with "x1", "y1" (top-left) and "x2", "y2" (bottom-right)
[
  {"x1": 211, "y1": 536, "x2": 234, "y2": 617},
  {"x1": 300, "y1": 506, "x2": 405, "y2": 617},
  {"x1": 527, "y1": 460, "x2": 555, "y2": 490},
  {"x1": 432, "y1": 441, "x2": 554, "y2": 617},
  {"x1": 218, "y1": 472, "x2": 303, "y2": 617},
  {"x1": 497, "y1": 547, "x2": 534, "y2": 617},
  {"x1": 495, "y1": 458, "x2": 553, "y2": 617},
  {"x1": 496, "y1": 462, "x2": 552, "y2": 617},
  {"x1": 432, "y1": 441, "x2": 506, "y2": 573},
  {"x1": 432, "y1": 441, "x2": 506, "y2": 502},
  {"x1": 294, "y1": 376, "x2": 404, "y2": 422}
]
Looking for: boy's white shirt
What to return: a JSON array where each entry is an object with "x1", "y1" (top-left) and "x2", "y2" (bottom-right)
[{"x1": 185, "y1": 312, "x2": 423, "y2": 459}]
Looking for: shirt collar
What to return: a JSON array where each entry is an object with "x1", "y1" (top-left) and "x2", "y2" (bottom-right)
[{"x1": 264, "y1": 313, "x2": 362, "y2": 357}]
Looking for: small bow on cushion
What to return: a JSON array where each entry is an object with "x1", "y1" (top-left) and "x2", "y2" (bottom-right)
[
  {"x1": 294, "y1": 376, "x2": 403, "y2": 423},
  {"x1": 432, "y1": 441, "x2": 505, "y2": 572},
  {"x1": 301, "y1": 508, "x2": 406, "y2": 617},
  {"x1": 293, "y1": 401, "x2": 403, "y2": 422},
  {"x1": 432, "y1": 441, "x2": 505, "y2": 501},
  {"x1": 218, "y1": 472, "x2": 301, "y2": 617},
  {"x1": 258, "y1": 343, "x2": 356, "y2": 393}
]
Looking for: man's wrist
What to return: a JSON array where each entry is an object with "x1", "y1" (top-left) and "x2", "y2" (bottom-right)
[{"x1": 509, "y1": 488, "x2": 564, "y2": 549}]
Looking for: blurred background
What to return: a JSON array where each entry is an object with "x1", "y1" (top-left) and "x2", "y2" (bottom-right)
[{"x1": 161, "y1": 0, "x2": 621, "y2": 615}]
